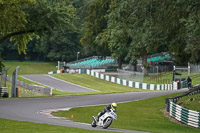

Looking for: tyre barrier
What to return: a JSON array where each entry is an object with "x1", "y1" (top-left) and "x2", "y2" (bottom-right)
[
  {"x1": 0, "y1": 87, "x2": 8, "y2": 98},
  {"x1": 165, "y1": 85, "x2": 200, "y2": 128},
  {"x1": 170, "y1": 101, "x2": 200, "y2": 128}
]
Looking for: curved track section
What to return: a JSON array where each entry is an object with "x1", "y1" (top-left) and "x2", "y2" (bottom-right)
[
  {"x1": 21, "y1": 74, "x2": 97, "y2": 92},
  {"x1": 0, "y1": 89, "x2": 186, "y2": 133}
]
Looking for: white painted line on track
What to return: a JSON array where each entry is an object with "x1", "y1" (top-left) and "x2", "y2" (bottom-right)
[
  {"x1": 20, "y1": 75, "x2": 54, "y2": 89},
  {"x1": 38, "y1": 108, "x2": 71, "y2": 121},
  {"x1": 37, "y1": 98, "x2": 149, "y2": 133},
  {"x1": 38, "y1": 98, "x2": 142, "y2": 119},
  {"x1": 46, "y1": 75, "x2": 99, "y2": 92},
  {"x1": 38, "y1": 89, "x2": 188, "y2": 121}
]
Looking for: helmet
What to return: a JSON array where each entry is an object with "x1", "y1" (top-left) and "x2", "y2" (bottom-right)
[{"x1": 111, "y1": 103, "x2": 117, "y2": 110}]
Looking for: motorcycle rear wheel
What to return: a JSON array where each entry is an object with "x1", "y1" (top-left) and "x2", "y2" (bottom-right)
[{"x1": 103, "y1": 117, "x2": 113, "y2": 129}]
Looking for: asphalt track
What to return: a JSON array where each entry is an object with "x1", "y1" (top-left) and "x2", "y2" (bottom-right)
[
  {"x1": 21, "y1": 74, "x2": 97, "y2": 92},
  {"x1": 0, "y1": 74, "x2": 187, "y2": 133}
]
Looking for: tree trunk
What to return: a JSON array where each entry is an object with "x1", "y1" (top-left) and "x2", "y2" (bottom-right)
[
  {"x1": 117, "y1": 56, "x2": 122, "y2": 69},
  {"x1": 134, "y1": 63, "x2": 137, "y2": 71}
]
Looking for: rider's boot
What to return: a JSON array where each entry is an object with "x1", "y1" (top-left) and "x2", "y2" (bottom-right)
[{"x1": 97, "y1": 112, "x2": 101, "y2": 122}]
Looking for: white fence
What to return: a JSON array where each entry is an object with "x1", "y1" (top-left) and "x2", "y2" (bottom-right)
[{"x1": 86, "y1": 69, "x2": 173, "y2": 90}]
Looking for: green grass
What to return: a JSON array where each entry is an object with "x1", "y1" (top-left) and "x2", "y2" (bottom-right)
[
  {"x1": 0, "y1": 118, "x2": 114, "y2": 133},
  {"x1": 3, "y1": 61, "x2": 200, "y2": 86},
  {"x1": 144, "y1": 72, "x2": 200, "y2": 85},
  {"x1": 18, "y1": 76, "x2": 48, "y2": 87},
  {"x1": 191, "y1": 74, "x2": 200, "y2": 86},
  {"x1": 17, "y1": 75, "x2": 88, "y2": 97},
  {"x1": 52, "y1": 73, "x2": 148, "y2": 95},
  {"x1": 16, "y1": 73, "x2": 147, "y2": 97},
  {"x1": 4, "y1": 61, "x2": 56, "y2": 76},
  {"x1": 144, "y1": 72, "x2": 172, "y2": 84},
  {"x1": 177, "y1": 93, "x2": 200, "y2": 112},
  {"x1": 4, "y1": 62, "x2": 146, "y2": 97},
  {"x1": 52, "y1": 93, "x2": 200, "y2": 133},
  {"x1": 52, "y1": 89, "x2": 100, "y2": 96},
  {"x1": 6, "y1": 81, "x2": 46, "y2": 98},
  {"x1": 9, "y1": 73, "x2": 147, "y2": 97}
]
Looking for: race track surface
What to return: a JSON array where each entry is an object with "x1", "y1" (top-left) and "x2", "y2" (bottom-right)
[
  {"x1": 21, "y1": 74, "x2": 97, "y2": 92},
  {"x1": 0, "y1": 89, "x2": 187, "y2": 133}
]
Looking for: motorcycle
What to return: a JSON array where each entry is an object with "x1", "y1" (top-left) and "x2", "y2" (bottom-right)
[{"x1": 91, "y1": 109, "x2": 117, "y2": 129}]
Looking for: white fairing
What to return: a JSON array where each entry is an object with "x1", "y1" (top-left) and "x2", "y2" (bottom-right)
[{"x1": 96, "y1": 109, "x2": 117, "y2": 127}]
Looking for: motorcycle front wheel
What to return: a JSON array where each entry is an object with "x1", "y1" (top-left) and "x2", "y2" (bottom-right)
[
  {"x1": 103, "y1": 117, "x2": 113, "y2": 129},
  {"x1": 91, "y1": 120, "x2": 97, "y2": 127}
]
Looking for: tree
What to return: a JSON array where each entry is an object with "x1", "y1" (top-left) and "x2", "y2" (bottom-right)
[
  {"x1": 95, "y1": 0, "x2": 159, "y2": 69},
  {"x1": 95, "y1": 0, "x2": 131, "y2": 68},
  {"x1": 0, "y1": 0, "x2": 35, "y2": 53},
  {"x1": 37, "y1": 30, "x2": 82, "y2": 62},
  {"x1": 0, "y1": 0, "x2": 77, "y2": 67},
  {"x1": 80, "y1": 0, "x2": 112, "y2": 56},
  {"x1": 100, "y1": 0, "x2": 200, "y2": 70},
  {"x1": 26, "y1": 0, "x2": 79, "y2": 62},
  {"x1": 0, "y1": 0, "x2": 77, "y2": 52},
  {"x1": 183, "y1": 0, "x2": 200, "y2": 64},
  {"x1": 0, "y1": 57, "x2": 4, "y2": 71}
]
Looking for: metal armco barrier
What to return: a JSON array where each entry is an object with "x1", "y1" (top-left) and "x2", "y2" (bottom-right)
[
  {"x1": 165, "y1": 85, "x2": 200, "y2": 128},
  {"x1": 7, "y1": 76, "x2": 52, "y2": 96},
  {"x1": 170, "y1": 101, "x2": 200, "y2": 128}
]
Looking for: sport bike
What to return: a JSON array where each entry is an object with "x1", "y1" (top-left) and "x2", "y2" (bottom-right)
[{"x1": 91, "y1": 109, "x2": 117, "y2": 129}]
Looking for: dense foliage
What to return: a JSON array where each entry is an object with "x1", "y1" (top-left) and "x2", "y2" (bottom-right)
[
  {"x1": 0, "y1": 0, "x2": 80, "y2": 62},
  {"x1": 0, "y1": 0, "x2": 35, "y2": 53},
  {"x1": 82, "y1": 0, "x2": 200, "y2": 67},
  {"x1": 0, "y1": 0, "x2": 200, "y2": 68}
]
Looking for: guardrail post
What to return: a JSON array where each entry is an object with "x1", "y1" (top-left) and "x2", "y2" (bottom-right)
[
  {"x1": 11, "y1": 66, "x2": 20, "y2": 98},
  {"x1": 165, "y1": 98, "x2": 170, "y2": 112}
]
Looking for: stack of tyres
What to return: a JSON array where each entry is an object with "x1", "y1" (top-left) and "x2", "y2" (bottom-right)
[{"x1": 0, "y1": 87, "x2": 8, "y2": 98}]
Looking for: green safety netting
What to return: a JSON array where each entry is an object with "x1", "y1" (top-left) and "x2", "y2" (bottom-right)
[
  {"x1": 68, "y1": 58, "x2": 115, "y2": 69},
  {"x1": 147, "y1": 54, "x2": 171, "y2": 63}
]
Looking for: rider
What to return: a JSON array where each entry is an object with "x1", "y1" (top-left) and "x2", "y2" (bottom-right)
[
  {"x1": 187, "y1": 76, "x2": 192, "y2": 89},
  {"x1": 97, "y1": 102, "x2": 117, "y2": 121}
]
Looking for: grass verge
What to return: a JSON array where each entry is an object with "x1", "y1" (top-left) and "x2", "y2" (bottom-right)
[
  {"x1": 177, "y1": 93, "x2": 200, "y2": 112},
  {"x1": 52, "y1": 73, "x2": 147, "y2": 95},
  {"x1": 144, "y1": 72, "x2": 172, "y2": 84},
  {"x1": 52, "y1": 93, "x2": 200, "y2": 133},
  {"x1": 4, "y1": 61, "x2": 56, "y2": 76},
  {"x1": 144, "y1": 72, "x2": 200, "y2": 85},
  {"x1": 18, "y1": 76, "x2": 48, "y2": 87},
  {"x1": 0, "y1": 118, "x2": 114, "y2": 133}
]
